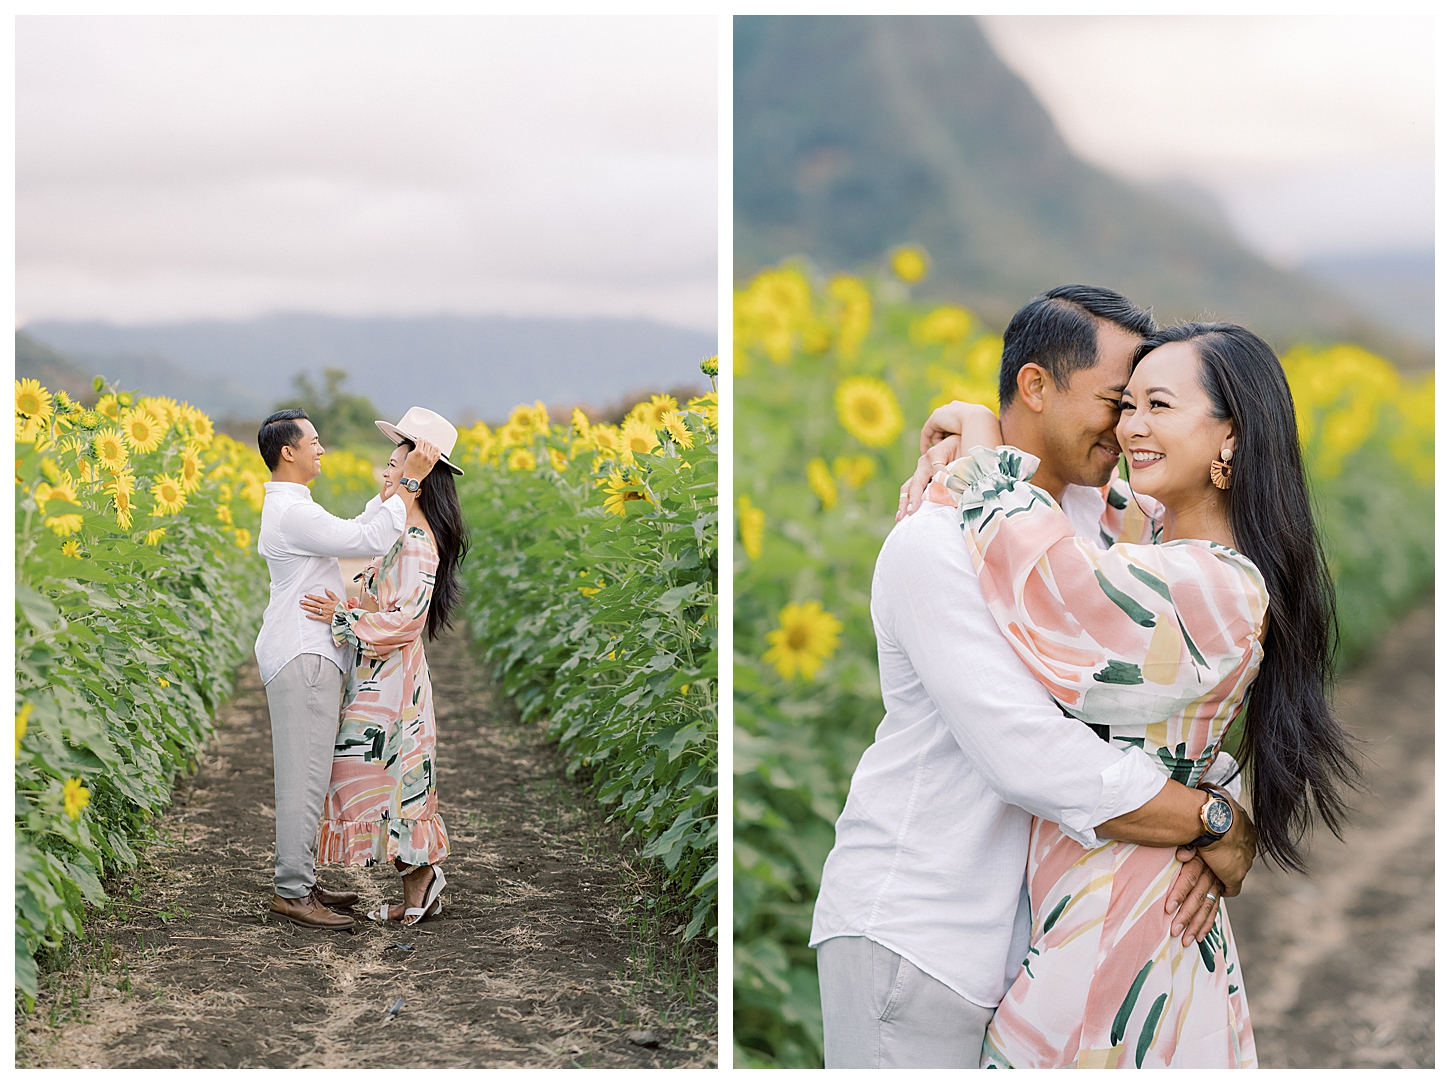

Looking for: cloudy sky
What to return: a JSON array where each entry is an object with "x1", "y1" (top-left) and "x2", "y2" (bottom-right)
[
  {"x1": 979, "y1": 14, "x2": 1433, "y2": 266},
  {"x1": 17, "y1": 14, "x2": 717, "y2": 329}
]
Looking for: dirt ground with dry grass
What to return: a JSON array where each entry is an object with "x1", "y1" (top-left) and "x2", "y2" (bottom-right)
[
  {"x1": 1229, "y1": 602, "x2": 1433, "y2": 1069},
  {"x1": 16, "y1": 627, "x2": 717, "y2": 1069}
]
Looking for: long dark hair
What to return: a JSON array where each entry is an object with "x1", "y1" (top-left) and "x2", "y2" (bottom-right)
[
  {"x1": 396, "y1": 440, "x2": 469, "y2": 642},
  {"x1": 1132, "y1": 323, "x2": 1359, "y2": 870}
]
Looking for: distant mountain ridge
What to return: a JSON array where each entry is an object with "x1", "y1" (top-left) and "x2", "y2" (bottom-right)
[
  {"x1": 21, "y1": 313, "x2": 716, "y2": 424},
  {"x1": 735, "y1": 15, "x2": 1428, "y2": 367}
]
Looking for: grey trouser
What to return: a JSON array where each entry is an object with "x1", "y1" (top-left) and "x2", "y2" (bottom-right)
[
  {"x1": 264, "y1": 652, "x2": 344, "y2": 898},
  {"x1": 817, "y1": 936, "x2": 996, "y2": 1068}
]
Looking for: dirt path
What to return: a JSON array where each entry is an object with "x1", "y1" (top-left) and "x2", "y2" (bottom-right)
[
  {"x1": 1229, "y1": 603, "x2": 1433, "y2": 1069},
  {"x1": 16, "y1": 627, "x2": 717, "y2": 1069}
]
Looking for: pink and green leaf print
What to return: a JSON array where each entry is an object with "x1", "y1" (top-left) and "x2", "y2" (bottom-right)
[
  {"x1": 933, "y1": 446, "x2": 1265, "y2": 1068},
  {"x1": 319, "y1": 526, "x2": 449, "y2": 869}
]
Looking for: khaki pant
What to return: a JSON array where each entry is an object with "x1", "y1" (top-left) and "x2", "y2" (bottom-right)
[
  {"x1": 817, "y1": 936, "x2": 996, "y2": 1068},
  {"x1": 264, "y1": 652, "x2": 344, "y2": 898}
]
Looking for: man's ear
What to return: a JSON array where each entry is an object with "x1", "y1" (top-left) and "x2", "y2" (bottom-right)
[
  {"x1": 279, "y1": 442, "x2": 296, "y2": 464},
  {"x1": 1016, "y1": 364, "x2": 1050, "y2": 414}
]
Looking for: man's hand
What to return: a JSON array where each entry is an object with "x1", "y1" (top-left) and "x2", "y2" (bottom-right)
[
  {"x1": 1193, "y1": 795, "x2": 1257, "y2": 896},
  {"x1": 897, "y1": 435, "x2": 961, "y2": 521},
  {"x1": 1164, "y1": 852, "x2": 1225, "y2": 945},
  {"x1": 401, "y1": 439, "x2": 443, "y2": 485}
]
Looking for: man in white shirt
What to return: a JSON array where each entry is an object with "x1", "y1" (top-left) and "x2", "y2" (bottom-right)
[
  {"x1": 254, "y1": 409, "x2": 438, "y2": 929},
  {"x1": 810, "y1": 286, "x2": 1259, "y2": 1067}
]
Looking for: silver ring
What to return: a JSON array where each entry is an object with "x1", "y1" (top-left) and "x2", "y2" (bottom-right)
[{"x1": 1205, "y1": 892, "x2": 1218, "y2": 903}]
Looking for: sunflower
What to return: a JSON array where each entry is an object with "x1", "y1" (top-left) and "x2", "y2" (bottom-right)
[
  {"x1": 237, "y1": 470, "x2": 266, "y2": 511},
  {"x1": 699, "y1": 354, "x2": 719, "y2": 378},
  {"x1": 686, "y1": 393, "x2": 718, "y2": 430},
  {"x1": 737, "y1": 495, "x2": 765, "y2": 560},
  {"x1": 602, "y1": 470, "x2": 652, "y2": 517},
  {"x1": 121, "y1": 407, "x2": 165, "y2": 453},
  {"x1": 61, "y1": 540, "x2": 83, "y2": 559},
  {"x1": 181, "y1": 405, "x2": 214, "y2": 446},
  {"x1": 590, "y1": 424, "x2": 622, "y2": 456},
  {"x1": 92, "y1": 428, "x2": 129, "y2": 472},
  {"x1": 15, "y1": 378, "x2": 53, "y2": 420},
  {"x1": 45, "y1": 513, "x2": 85, "y2": 537},
  {"x1": 507, "y1": 448, "x2": 537, "y2": 472},
  {"x1": 63, "y1": 777, "x2": 91, "y2": 820},
  {"x1": 660, "y1": 412, "x2": 695, "y2": 449},
  {"x1": 762, "y1": 600, "x2": 844, "y2": 681},
  {"x1": 835, "y1": 376, "x2": 904, "y2": 448},
  {"x1": 16, "y1": 702, "x2": 33, "y2": 755},
  {"x1": 890, "y1": 245, "x2": 930, "y2": 284},
  {"x1": 234, "y1": 527, "x2": 251, "y2": 549},
  {"x1": 621, "y1": 417, "x2": 660, "y2": 461},
  {"x1": 145, "y1": 528, "x2": 166, "y2": 546},
  {"x1": 140, "y1": 395, "x2": 181, "y2": 425},
  {"x1": 571, "y1": 408, "x2": 592, "y2": 439},
  {"x1": 150, "y1": 473, "x2": 187, "y2": 516},
  {"x1": 95, "y1": 394, "x2": 121, "y2": 422},
  {"x1": 633, "y1": 394, "x2": 679, "y2": 431},
  {"x1": 833, "y1": 455, "x2": 877, "y2": 489},
  {"x1": 179, "y1": 447, "x2": 203, "y2": 491},
  {"x1": 507, "y1": 401, "x2": 551, "y2": 438},
  {"x1": 216, "y1": 503, "x2": 233, "y2": 525},
  {"x1": 807, "y1": 457, "x2": 838, "y2": 509},
  {"x1": 548, "y1": 448, "x2": 569, "y2": 473},
  {"x1": 77, "y1": 410, "x2": 102, "y2": 429},
  {"x1": 44, "y1": 476, "x2": 78, "y2": 508},
  {"x1": 15, "y1": 415, "x2": 45, "y2": 445}
]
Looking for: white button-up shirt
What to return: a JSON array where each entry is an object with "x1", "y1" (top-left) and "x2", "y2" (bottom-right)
[
  {"x1": 809, "y1": 485, "x2": 1173, "y2": 1009},
  {"x1": 254, "y1": 482, "x2": 406, "y2": 685}
]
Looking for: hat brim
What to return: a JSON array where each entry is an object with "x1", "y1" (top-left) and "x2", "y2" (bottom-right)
[{"x1": 375, "y1": 420, "x2": 465, "y2": 475}]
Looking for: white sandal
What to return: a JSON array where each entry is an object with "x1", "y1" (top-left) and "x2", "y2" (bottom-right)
[
  {"x1": 401, "y1": 868, "x2": 446, "y2": 926},
  {"x1": 367, "y1": 902, "x2": 401, "y2": 922}
]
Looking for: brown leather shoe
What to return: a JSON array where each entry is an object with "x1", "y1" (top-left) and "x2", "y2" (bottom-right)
[
  {"x1": 312, "y1": 884, "x2": 360, "y2": 908},
  {"x1": 269, "y1": 891, "x2": 355, "y2": 929}
]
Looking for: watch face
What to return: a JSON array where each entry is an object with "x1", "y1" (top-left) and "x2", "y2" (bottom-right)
[{"x1": 1205, "y1": 798, "x2": 1233, "y2": 836}]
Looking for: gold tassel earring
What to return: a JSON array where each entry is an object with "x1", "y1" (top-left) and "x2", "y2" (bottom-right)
[{"x1": 1210, "y1": 450, "x2": 1233, "y2": 491}]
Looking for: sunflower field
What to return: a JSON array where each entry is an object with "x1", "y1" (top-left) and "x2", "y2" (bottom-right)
[
  {"x1": 452, "y1": 366, "x2": 720, "y2": 941},
  {"x1": 14, "y1": 379, "x2": 274, "y2": 1000},
  {"x1": 731, "y1": 254, "x2": 1435, "y2": 1067}
]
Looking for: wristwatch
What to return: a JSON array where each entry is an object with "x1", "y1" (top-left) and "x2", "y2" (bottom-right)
[
  {"x1": 1188, "y1": 785, "x2": 1234, "y2": 848},
  {"x1": 399, "y1": 477, "x2": 421, "y2": 494}
]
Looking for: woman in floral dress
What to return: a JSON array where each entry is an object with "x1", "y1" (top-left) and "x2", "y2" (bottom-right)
[
  {"x1": 923, "y1": 324, "x2": 1357, "y2": 1068},
  {"x1": 302, "y1": 409, "x2": 469, "y2": 926}
]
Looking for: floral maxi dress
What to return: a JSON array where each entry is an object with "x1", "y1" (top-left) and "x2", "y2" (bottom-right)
[
  {"x1": 317, "y1": 526, "x2": 450, "y2": 869},
  {"x1": 935, "y1": 447, "x2": 1266, "y2": 1069}
]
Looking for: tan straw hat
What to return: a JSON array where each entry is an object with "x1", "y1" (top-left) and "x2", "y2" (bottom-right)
[{"x1": 375, "y1": 406, "x2": 465, "y2": 476}]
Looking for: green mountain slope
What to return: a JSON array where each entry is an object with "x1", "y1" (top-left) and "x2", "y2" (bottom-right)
[{"x1": 735, "y1": 15, "x2": 1425, "y2": 366}]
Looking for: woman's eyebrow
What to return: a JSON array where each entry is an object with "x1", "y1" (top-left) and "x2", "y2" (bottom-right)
[{"x1": 1144, "y1": 386, "x2": 1176, "y2": 396}]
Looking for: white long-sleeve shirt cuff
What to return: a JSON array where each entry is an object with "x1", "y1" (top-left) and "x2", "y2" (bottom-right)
[{"x1": 1056, "y1": 745, "x2": 1170, "y2": 848}]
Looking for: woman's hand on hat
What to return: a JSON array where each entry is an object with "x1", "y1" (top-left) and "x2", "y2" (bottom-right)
[{"x1": 402, "y1": 439, "x2": 442, "y2": 483}]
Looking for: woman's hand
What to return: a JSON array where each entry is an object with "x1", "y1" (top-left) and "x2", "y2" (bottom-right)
[
  {"x1": 401, "y1": 439, "x2": 443, "y2": 486},
  {"x1": 301, "y1": 589, "x2": 343, "y2": 624},
  {"x1": 896, "y1": 434, "x2": 962, "y2": 522},
  {"x1": 919, "y1": 400, "x2": 1003, "y2": 453},
  {"x1": 1165, "y1": 851, "x2": 1226, "y2": 945}
]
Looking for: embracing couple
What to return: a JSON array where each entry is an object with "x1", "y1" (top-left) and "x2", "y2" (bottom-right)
[
  {"x1": 811, "y1": 286, "x2": 1358, "y2": 1068},
  {"x1": 253, "y1": 405, "x2": 468, "y2": 930}
]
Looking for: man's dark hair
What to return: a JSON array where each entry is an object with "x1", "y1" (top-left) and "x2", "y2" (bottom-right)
[
  {"x1": 258, "y1": 409, "x2": 310, "y2": 471},
  {"x1": 998, "y1": 285, "x2": 1156, "y2": 409}
]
